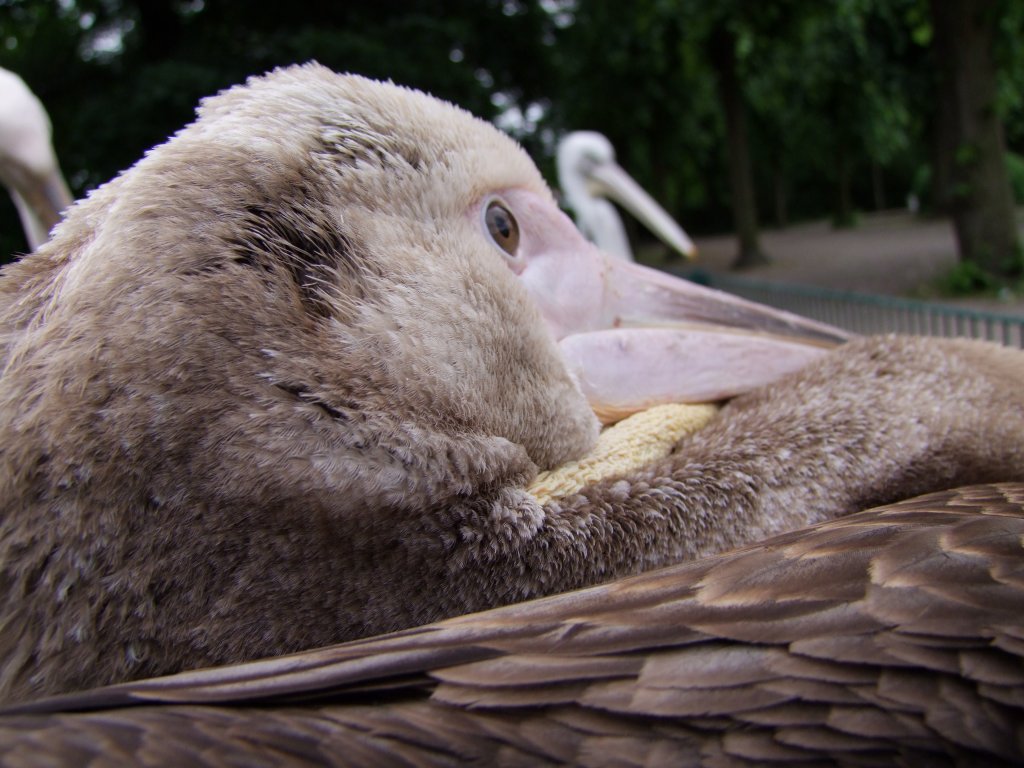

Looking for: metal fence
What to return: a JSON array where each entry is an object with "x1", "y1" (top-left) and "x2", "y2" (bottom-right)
[{"x1": 679, "y1": 270, "x2": 1024, "y2": 349}]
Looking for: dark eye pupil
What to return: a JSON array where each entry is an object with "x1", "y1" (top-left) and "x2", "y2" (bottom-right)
[
  {"x1": 494, "y1": 212, "x2": 511, "y2": 238},
  {"x1": 485, "y1": 202, "x2": 520, "y2": 256}
]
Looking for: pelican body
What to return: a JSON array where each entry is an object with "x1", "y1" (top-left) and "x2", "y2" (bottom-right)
[
  {"x1": 0, "y1": 64, "x2": 1022, "y2": 730},
  {"x1": 4, "y1": 484, "x2": 1024, "y2": 766}
]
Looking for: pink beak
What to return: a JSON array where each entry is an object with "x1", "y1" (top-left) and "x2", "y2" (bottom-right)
[{"x1": 503, "y1": 189, "x2": 850, "y2": 424}]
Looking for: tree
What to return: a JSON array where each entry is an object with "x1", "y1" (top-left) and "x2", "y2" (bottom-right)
[
  {"x1": 2, "y1": 0, "x2": 1022, "y2": 281},
  {"x1": 707, "y1": 19, "x2": 768, "y2": 267},
  {"x1": 930, "y1": 0, "x2": 1021, "y2": 278}
]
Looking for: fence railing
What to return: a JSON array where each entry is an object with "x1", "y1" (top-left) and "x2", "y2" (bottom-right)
[{"x1": 678, "y1": 270, "x2": 1024, "y2": 349}]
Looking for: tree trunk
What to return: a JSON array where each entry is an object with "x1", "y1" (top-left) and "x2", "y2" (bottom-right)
[
  {"x1": 773, "y1": 165, "x2": 788, "y2": 228},
  {"x1": 709, "y1": 25, "x2": 769, "y2": 268},
  {"x1": 929, "y1": 81, "x2": 956, "y2": 215},
  {"x1": 930, "y1": 0, "x2": 1020, "y2": 276},
  {"x1": 833, "y1": 139, "x2": 855, "y2": 228},
  {"x1": 871, "y1": 161, "x2": 886, "y2": 211}
]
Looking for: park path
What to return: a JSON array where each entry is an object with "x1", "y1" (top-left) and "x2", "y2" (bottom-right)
[{"x1": 691, "y1": 211, "x2": 1024, "y2": 317}]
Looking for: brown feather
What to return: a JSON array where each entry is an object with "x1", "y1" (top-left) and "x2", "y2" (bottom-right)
[{"x1": 1, "y1": 487, "x2": 1023, "y2": 767}]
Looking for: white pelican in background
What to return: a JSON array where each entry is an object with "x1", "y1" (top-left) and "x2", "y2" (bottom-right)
[
  {"x1": 0, "y1": 68, "x2": 72, "y2": 251},
  {"x1": 557, "y1": 130, "x2": 695, "y2": 261}
]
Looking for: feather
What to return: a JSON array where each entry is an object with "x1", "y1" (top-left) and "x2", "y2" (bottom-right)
[{"x1": 3, "y1": 486, "x2": 1024, "y2": 764}]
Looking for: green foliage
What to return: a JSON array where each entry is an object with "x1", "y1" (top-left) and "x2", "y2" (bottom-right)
[
  {"x1": 831, "y1": 210, "x2": 860, "y2": 229},
  {"x1": 954, "y1": 142, "x2": 980, "y2": 168},
  {"x1": 995, "y1": 0, "x2": 1024, "y2": 146},
  {"x1": 916, "y1": 152, "x2": 1024, "y2": 211},
  {"x1": 936, "y1": 261, "x2": 999, "y2": 295},
  {"x1": 1006, "y1": 151, "x2": 1024, "y2": 203},
  {"x1": 910, "y1": 163, "x2": 931, "y2": 204},
  {"x1": 925, "y1": 255, "x2": 1024, "y2": 298},
  {"x1": 925, "y1": 240, "x2": 1024, "y2": 297}
]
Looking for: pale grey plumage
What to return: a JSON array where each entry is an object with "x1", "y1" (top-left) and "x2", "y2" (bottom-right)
[{"x1": 0, "y1": 66, "x2": 1021, "y2": 768}]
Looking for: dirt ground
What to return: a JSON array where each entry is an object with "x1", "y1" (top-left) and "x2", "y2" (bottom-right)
[{"x1": 688, "y1": 210, "x2": 1024, "y2": 318}]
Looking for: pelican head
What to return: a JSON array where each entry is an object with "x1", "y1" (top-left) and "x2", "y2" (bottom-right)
[
  {"x1": 0, "y1": 68, "x2": 72, "y2": 251},
  {"x1": 557, "y1": 130, "x2": 696, "y2": 261}
]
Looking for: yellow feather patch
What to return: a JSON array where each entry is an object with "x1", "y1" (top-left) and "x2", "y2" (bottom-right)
[{"x1": 527, "y1": 403, "x2": 718, "y2": 505}]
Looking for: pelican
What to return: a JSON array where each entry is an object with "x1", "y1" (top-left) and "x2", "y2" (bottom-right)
[
  {"x1": 0, "y1": 68, "x2": 72, "y2": 251},
  {"x1": 0, "y1": 66, "x2": 1022, "y2": 763},
  {"x1": 4, "y1": 484, "x2": 1022, "y2": 765},
  {"x1": 557, "y1": 130, "x2": 696, "y2": 261}
]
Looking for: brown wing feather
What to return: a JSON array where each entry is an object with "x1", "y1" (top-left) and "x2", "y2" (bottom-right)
[{"x1": 3, "y1": 483, "x2": 1023, "y2": 766}]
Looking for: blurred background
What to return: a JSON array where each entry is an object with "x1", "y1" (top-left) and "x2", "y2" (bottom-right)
[{"x1": 2, "y1": 0, "x2": 1023, "y2": 309}]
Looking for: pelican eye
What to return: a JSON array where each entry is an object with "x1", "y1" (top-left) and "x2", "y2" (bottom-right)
[{"x1": 484, "y1": 200, "x2": 520, "y2": 256}]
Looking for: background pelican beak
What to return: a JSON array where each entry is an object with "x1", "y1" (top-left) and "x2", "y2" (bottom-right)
[
  {"x1": 588, "y1": 161, "x2": 697, "y2": 260},
  {"x1": 13, "y1": 168, "x2": 71, "y2": 244}
]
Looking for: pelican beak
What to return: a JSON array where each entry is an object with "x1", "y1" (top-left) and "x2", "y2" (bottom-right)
[
  {"x1": 587, "y1": 161, "x2": 697, "y2": 260},
  {"x1": 556, "y1": 257, "x2": 849, "y2": 423},
  {"x1": 16, "y1": 168, "x2": 71, "y2": 239},
  {"x1": 506, "y1": 190, "x2": 849, "y2": 424}
]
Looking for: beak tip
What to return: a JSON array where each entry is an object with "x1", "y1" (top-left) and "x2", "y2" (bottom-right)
[{"x1": 676, "y1": 243, "x2": 697, "y2": 261}]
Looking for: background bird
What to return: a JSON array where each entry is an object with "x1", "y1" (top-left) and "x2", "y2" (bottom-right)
[
  {"x1": 557, "y1": 130, "x2": 696, "y2": 261},
  {"x1": 0, "y1": 68, "x2": 72, "y2": 252},
  {"x1": 0, "y1": 63, "x2": 1021, "y2": 737}
]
